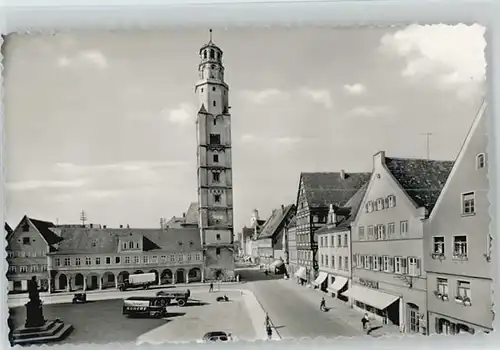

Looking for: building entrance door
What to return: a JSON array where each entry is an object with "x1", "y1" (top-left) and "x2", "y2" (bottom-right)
[{"x1": 407, "y1": 303, "x2": 419, "y2": 333}]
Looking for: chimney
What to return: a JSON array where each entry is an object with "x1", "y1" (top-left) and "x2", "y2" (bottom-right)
[
  {"x1": 119, "y1": 224, "x2": 123, "y2": 228},
  {"x1": 340, "y1": 169, "x2": 346, "y2": 180}
]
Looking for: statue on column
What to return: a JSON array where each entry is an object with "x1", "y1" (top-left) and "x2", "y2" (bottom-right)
[{"x1": 25, "y1": 276, "x2": 46, "y2": 328}]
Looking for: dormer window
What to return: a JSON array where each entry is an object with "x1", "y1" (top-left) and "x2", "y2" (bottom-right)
[
  {"x1": 367, "y1": 201, "x2": 374, "y2": 213},
  {"x1": 135, "y1": 242, "x2": 139, "y2": 249},
  {"x1": 189, "y1": 241, "x2": 193, "y2": 247},
  {"x1": 129, "y1": 241, "x2": 134, "y2": 249},
  {"x1": 477, "y1": 153, "x2": 486, "y2": 169}
]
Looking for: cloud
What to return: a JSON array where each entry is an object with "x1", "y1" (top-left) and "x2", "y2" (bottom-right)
[
  {"x1": 345, "y1": 106, "x2": 394, "y2": 118},
  {"x1": 379, "y1": 24, "x2": 486, "y2": 99},
  {"x1": 240, "y1": 134, "x2": 257, "y2": 143},
  {"x1": 274, "y1": 137, "x2": 302, "y2": 145},
  {"x1": 240, "y1": 89, "x2": 288, "y2": 104},
  {"x1": 162, "y1": 103, "x2": 196, "y2": 126},
  {"x1": 299, "y1": 88, "x2": 333, "y2": 109},
  {"x1": 6, "y1": 179, "x2": 88, "y2": 191},
  {"x1": 54, "y1": 161, "x2": 188, "y2": 175},
  {"x1": 57, "y1": 49, "x2": 108, "y2": 69},
  {"x1": 343, "y1": 83, "x2": 366, "y2": 95}
]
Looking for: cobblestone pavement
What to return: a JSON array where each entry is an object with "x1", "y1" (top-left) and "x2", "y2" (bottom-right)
[{"x1": 136, "y1": 290, "x2": 256, "y2": 344}]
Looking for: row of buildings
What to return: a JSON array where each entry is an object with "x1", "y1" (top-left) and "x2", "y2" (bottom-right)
[{"x1": 238, "y1": 101, "x2": 492, "y2": 336}]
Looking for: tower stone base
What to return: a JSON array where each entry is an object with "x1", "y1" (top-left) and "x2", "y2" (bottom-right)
[{"x1": 203, "y1": 246, "x2": 235, "y2": 281}]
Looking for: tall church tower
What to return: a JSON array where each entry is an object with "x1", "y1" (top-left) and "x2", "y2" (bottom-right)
[{"x1": 196, "y1": 30, "x2": 235, "y2": 280}]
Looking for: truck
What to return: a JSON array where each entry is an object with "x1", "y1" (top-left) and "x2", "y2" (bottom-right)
[
  {"x1": 122, "y1": 296, "x2": 168, "y2": 318},
  {"x1": 156, "y1": 289, "x2": 191, "y2": 307},
  {"x1": 119, "y1": 272, "x2": 156, "y2": 291}
]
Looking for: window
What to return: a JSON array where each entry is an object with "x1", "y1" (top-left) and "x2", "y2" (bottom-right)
[
  {"x1": 170, "y1": 255, "x2": 175, "y2": 262},
  {"x1": 160, "y1": 255, "x2": 166, "y2": 263},
  {"x1": 331, "y1": 255, "x2": 335, "y2": 269},
  {"x1": 383, "y1": 256, "x2": 394, "y2": 272},
  {"x1": 456, "y1": 280, "x2": 471, "y2": 300},
  {"x1": 373, "y1": 255, "x2": 379, "y2": 270},
  {"x1": 367, "y1": 201, "x2": 373, "y2": 212},
  {"x1": 395, "y1": 257, "x2": 407, "y2": 274},
  {"x1": 187, "y1": 254, "x2": 192, "y2": 261},
  {"x1": 214, "y1": 194, "x2": 221, "y2": 203},
  {"x1": 136, "y1": 242, "x2": 140, "y2": 249},
  {"x1": 462, "y1": 192, "x2": 475, "y2": 215},
  {"x1": 31, "y1": 265, "x2": 38, "y2": 272},
  {"x1": 20, "y1": 266, "x2": 27, "y2": 273},
  {"x1": 125, "y1": 256, "x2": 131, "y2": 264},
  {"x1": 213, "y1": 154, "x2": 219, "y2": 163},
  {"x1": 75, "y1": 258, "x2": 81, "y2": 266},
  {"x1": 115, "y1": 256, "x2": 120, "y2": 264},
  {"x1": 408, "y1": 257, "x2": 421, "y2": 276},
  {"x1": 433, "y1": 236, "x2": 445, "y2": 255},
  {"x1": 358, "y1": 226, "x2": 365, "y2": 240},
  {"x1": 367, "y1": 225, "x2": 374, "y2": 240},
  {"x1": 376, "y1": 225, "x2": 386, "y2": 240},
  {"x1": 376, "y1": 198, "x2": 384, "y2": 210},
  {"x1": 387, "y1": 223, "x2": 395, "y2": 238},
  {"x1": 213, "y1": 100, "x2": 217, "y2": 107},
  {"x1": 321, "y1": 254, "x2": 324, "y2": 266},
  {"x1": 212, "y1": 86, "x2": 216, "y2": 92},
  {"x1": 9, "y1": 266, "x2": 16, "y2": 273},
  {"x1": 476, "y1": 153, "x2": 486, "y2": 169},
  {"x1": 210, "y1": 49, "x2": 215, "y2": 59},
  {"x1": 151, "y1": 256, "x2": 158, "y2": 263},
  {"x1": 128, "y1": 241, "x2": 134, "y2": 249},
  {"x1": 55, "y1": 258, "x2": 61, "y2": 267},
  {"x1": 212, "y1": 172, "x2": 220, "y2": 182},
  {"x1": 337, "y1": 235, "x2": 342, "y2": 247},
  {"x1": 437, "y1": 278, "x2": 449, "y2": 296},
  {"x1": 134, "y1": 256, "x2": 140, "y2": 264},
  {"x1": 122, "y1": 242, "x2": 127, "y2": 249},
  {"x1": 143, "y1": 256, "x2": 149, "y2": 264},
  {"x1": 95, "y1": 257, "x2": 101, "y2": 265},
  {"x1": 338, "y1": 256, "x2": 343, "y2": 270},
  {"x1": 363, "y1": 255, "x2": 371, "y2": 269},
  {"x1": 344, "y1": 257, "x2": 348, "y2": 270},
  {"x1": 64, "y1": 258, "x2": 71, "y2": 266},
  {"x1": 203, "y1": 50, "x2": 207, "y2": 59},
  {"x1": 453, "y1": 235, "x2": 468, "y2": 258},
  {"x1": 22, "y1": 224, "x2": 29, "y2": 232},
  {"x1": 388, "y1": 195, "x2": 396, "y2": 208},
  {"x1": 360, "y1": 255, "x2": 365, "y2": 269},
  {"x1": 216, "y1": 248, "x2": 221, "y2": 257},
  {"x1": 400, "y1": 221, "x2": 409, "y2": 236},
  {"x1": 196, "y1": 253, "x2": 201, "y2": 260},
  {"x1": 22, "y1": 237, "x2": 30, "y2": 245},
  {"x1": 178, "y1": 254, "x2": 183, "y2": 262},
  {"x1": 343, "y1": 234, "x2": 348, "y2": 247},
  {"x1": 209, "y1": 133, "x2": 221, "y2": 145},
  {"x1": 216, "y1": 234, "x2": 221, "y2": 240},
  {"x1": 41, "y1": 265, "x2": 47, "y2": 272},
  {"x1": 325, "y1": 255, "x2": 329, "y2": 267}
]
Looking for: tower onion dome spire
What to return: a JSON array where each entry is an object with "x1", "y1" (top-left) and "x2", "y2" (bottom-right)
[{"x1": 199, "y1": 29, "x2": 223, "y2": 57}]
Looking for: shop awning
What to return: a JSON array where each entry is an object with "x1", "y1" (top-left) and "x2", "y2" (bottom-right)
[
  {"x1": 294, "y1": 266, "x2": 306, "y2": 280},
  {"x1": 341, "y1": 285, "x2": 399, "y2": 310},
  {"x1": 313, "y1": 272, "x2": 328, "y2": 286},
  {"x1": 270, "y1": 260, "x2": 284, "y2": 269},
  {"x1": 327, "y1": 276, "x2": 348, "y2": 293}
]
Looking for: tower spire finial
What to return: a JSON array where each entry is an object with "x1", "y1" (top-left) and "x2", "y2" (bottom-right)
[{"x1": 209, "y1": 28, "x2": 213, "y2": 42}]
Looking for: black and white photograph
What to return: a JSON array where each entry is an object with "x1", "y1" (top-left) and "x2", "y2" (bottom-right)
[{"x1": 3, "y1": 24, "x2": 491, "y2": 346}]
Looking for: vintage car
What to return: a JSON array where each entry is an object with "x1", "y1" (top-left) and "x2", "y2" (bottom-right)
[
  {"x1": 155, "y1": 289, "x2": 191, "y2": 307},
  {"x1": 122, "y1": 296, "x2": 168, "y2": 318},
  {"x1": 201, "y1": 331, "x2": 233, "y2": 343},
  {"x1": 72, "y1": 293, "x2": 87, "y2": 304}
]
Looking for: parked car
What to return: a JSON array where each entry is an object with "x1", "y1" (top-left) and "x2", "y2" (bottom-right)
[
  {"x1": 72, "y1": 293, "x2": 87, "y2": 304},
  {"x1": 156, "y1": 289, "x2": 191, "y2": 307},
  {"x1": 201, "y1": 331, "x2": 233, "y2": 342}
]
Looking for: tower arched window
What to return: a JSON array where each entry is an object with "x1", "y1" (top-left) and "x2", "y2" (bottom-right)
[
  {"x1": 476, "y1": 153, "x2": 486, "y2": 169},
  {"x1": 210, "y1": 49, "x2": 215, "y2": 59},
  {"x1": 217, "y1": 52, "x2": 221, "y2": 60},
  {"x1": 213, "y1": 101, "x2": 216, "y2": 107},
  {"x1": 213, "y1": 118, "x2": 217, "y2": 126},
  {"x1": 203, "y1": 50, "x2": 207, "y2": 59}
]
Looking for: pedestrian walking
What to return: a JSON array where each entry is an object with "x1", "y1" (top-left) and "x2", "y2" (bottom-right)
[
  {"x1": 264, "y1": 313, "x2": 270, "y2": 328},
  {"x1": 209, "y1": 282, "x2": 213, "y2": 293},
  {"x1": 361, "y1": 313, "x2": 370, "y2": 331},
  {"x1": 320, "y1": 297, "x2": 326, "y2": 311},
  {"x1": 266, "y1": 324, "x2": 272, "y2": 340}
]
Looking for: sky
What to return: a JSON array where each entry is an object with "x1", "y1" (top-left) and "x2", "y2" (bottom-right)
[{"x1": 3, "y1": 24, "x2": 486, "y2": 232}]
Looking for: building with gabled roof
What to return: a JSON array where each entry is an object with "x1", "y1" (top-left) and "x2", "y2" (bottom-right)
[
  {"x1": 5, "y1": 222, "x2": 13, "y2": 236},
  {"x1": 6, "y1": 215, "x2": 62, "y2": 292},
  {"x1": 315, "y1": 183, "x2": 368, "y2": 300},
  {"x1": 349, "y1": 151, "x2": 454, "y2": 335},
  {"x1": 292, "y1": 170, "x2": 371, "y2": 283},
  {"x1": 423, "y1": 101, "x2": 492, "y2": 335},
  {"x1": 252, "y1": 204, "x2": 295, "y2": 269},
  {"x1": 47, "y1": 226, "x2": 203, "y2": 292}
]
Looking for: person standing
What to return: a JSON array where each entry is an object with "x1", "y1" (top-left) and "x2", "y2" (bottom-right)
[
  {"x1": 266, "y1": 324, "x2": 272, "y2": 340},
  {"x1": 361, "y1": 313, "x2": 370, "y2": 331},
  {"x1": 209, "y1": 282, "x2": 213, "y2": 293},
  {"x1": 320, "y1": 297, "x2": 326, "y2": 311}
]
